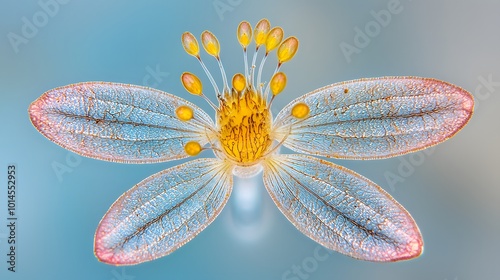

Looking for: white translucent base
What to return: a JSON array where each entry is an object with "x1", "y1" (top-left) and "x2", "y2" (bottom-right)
[{"x1": 232, "y1": 164, "x2": 263, "y2": 178}]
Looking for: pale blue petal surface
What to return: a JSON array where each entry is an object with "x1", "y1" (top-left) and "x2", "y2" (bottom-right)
[
  {"x1": 94, "y1": 158, "x2": 232, "y2": 265},
  {"x1": 263, "y1": 154, "x2": 423, "y2": 262},
  {"x1": 274, "y1": 77, "x2": 473, "y2": 159},
  {"x1": 29, "y1": 82, "x2": 214, "y2": 163}
]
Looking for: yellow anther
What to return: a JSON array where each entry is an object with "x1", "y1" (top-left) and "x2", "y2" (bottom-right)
[
  {"x1": 265, "y1": 27, "x2": 284, "y2": 53},
  {"x1": 201, "y1": 30, "x2": 220, "y2": 58},
  {"x1": 270, "y1": 72, "x2": 287, "y2": 96},
  {"x1": 181, "y1": 72, "x2": 203, "y2": 95},
  {"x1": 175, "y1": 105, "x2": 194, "y2": 121},
  {"x1": 291, "y1": 103, "x2": 310, "y2": 119},
  {"x1": 181, "y1": 32, "x2": 200, "y2": 57},
  {"x1": 254, "y1": 19, "x2": 270, "y2": 46},
  {"x1": 184, "y1": 141, "x2": 202, "y2": 156},
  {"x1": 232, "y1": 73, "x2": 246, "y2": 92},
  {"x1": 237, "y1": 21, "x2": 252, "y2": 49},
  {"x1": 277, "y1": 36, "x2": 299, "y2": 64}
]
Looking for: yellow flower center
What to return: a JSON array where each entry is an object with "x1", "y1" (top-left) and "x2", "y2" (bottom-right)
[
  {"x1": 179, "y1": 19, "x2": 304, "y2": 167},
  {"x1": 217, "y1": 89, "x2": 272, "y2": 164}
]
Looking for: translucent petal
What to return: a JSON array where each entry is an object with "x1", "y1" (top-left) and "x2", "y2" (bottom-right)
[
  {"x1": 29, "y1": 82, "x2": 214, "y2": 163},
  {"x1": 94, "y1": 158, "x2": 232, "y2": 265},
  {"x1": 273, "y1": 77, "x2": 474, "y2": 159},
  {"x1": 263, "y1": 154, "x2": 423, "y2": 262}
]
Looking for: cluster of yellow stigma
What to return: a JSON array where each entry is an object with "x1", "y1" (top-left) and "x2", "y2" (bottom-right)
[{"x1": 175, "y1": 19, "x2": 310, "y2": 164}]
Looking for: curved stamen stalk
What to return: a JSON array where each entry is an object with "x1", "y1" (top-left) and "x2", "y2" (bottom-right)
[
  {"x1": 243, "y1": 50, "x2": 249, "y2": 81},
  {"x1": 250, "y1": 48, "x2": 259, "y2": 89},
  {"x1": 182, "y1": 32, "x2": 221, "y2": 96},
  {"x1": 201, "y1": 93, "x2": 218, "y2": 111},
  {"x1": 197, "y1": 58, "x2": 221, "y2": 96},
  {"x1": 259, "y1": 26, "x2": 284, "y2": 94},
  {"x1": 181, "y1": 72, "x2": 218, "y2": 112},
  {"x1": 216, "y1": 57, "x2": 230, "y2": 94},
  {"x1": 256, "y1": 53, "x2": 268, "y2": 94},
  {"x1": 237, "y1": 21, "x2": 253, "y2": 83},
  {"x1": 251, "y1": 19, "x2": 270, "y2": 89},
  {"x1": 201, "y1": 31, "x2": 230, "y2": 95},
  {"x1": 191, "y1": 116, "x2": 219, "y2": 136}
]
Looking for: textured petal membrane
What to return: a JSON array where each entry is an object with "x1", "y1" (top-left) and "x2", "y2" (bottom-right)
[
  {"x1": 28, "y1": 82, "x2": 214, "y2": 163},
  {"x1": 94, "y1": 158, "x2": 232, "y2": 265},
  {"x1": 263, "y1": 154, "x2": 423, "y2": 262},
  {"x1": 273, "y1": 77, "x2": 474, "y2": 159}
]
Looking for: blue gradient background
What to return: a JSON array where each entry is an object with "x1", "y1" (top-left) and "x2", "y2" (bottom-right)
[{"x1": 1, "y1": 0, "x2": 499, "y2": 279}]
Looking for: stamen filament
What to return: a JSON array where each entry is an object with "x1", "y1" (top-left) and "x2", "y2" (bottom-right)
[
  {"x1": 243, "y1": 49, "x2": 249, "y2": 81},
  {"x1": 201, "y1": 93, "x2": 218, "y2": 111},
  {"x1": 191, "y1": 115, "x2": 219, "y2": 136},
  {"x1": 216, "y1": 57, "x2": 230, "y2": 94},
  {"x1": 197, "y1": 57, "x2": 221, "y2": 95},
  {"x1": 268, "y1": 95, "x2": 276, "y2": 107},
  {"x1": 237, "y1": 21, "x2": 252, "y2": 81},
  {"x1": 256, "y1": 53, "x2": 268, "y2": 93},
  {"x1": 250, "y1": 47, "x2": 260, "y2": 88}
]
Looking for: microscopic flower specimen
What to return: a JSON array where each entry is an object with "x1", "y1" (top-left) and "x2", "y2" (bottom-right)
[{"x1": 28, "y1": 19, "x2": 473, "y2": 265}]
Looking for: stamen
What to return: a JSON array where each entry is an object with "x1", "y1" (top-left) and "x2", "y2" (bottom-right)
[
  {"x1": 175, "y1": 105, "x2": 194, "y2": 121},
  {"x1": 251, "y1": 19, "x2": 270, "y2": 87},
  {"x1": 237, "y1": 21, "x2": 252, "y2": 80},
  {"x1": 181, "y1": 72, "x2": 203, "y2": 95},
  {"x1": 201, "y1": 94, "x2": 218, "y2": 111},
  {"x1": 254, "y1": 19, "x2": 270, "y2": 47},
  {"x1": 181, "y1": 72, "x2": 218, "y2": 110},
  {"x1": 256, "y1": 54, "x2": 268, "y2": 93},
  {"x1": 181, "y1": 32, "x2": 200, "y2": 58},
  {"x1": 201, "y1": 31, "x2": 220, "y2": 58},
  {"x1": 258, "y1": 26, "x2": 283, "y2": 85},
  {"x1": 192, "y1": 116, "x2": 219, "y2": 136},
  {"x1": 217, "y1": 58, "x2": 230, "y2": 94},
  {"x1": 201, "y1": 30, "x2": 229, "y2": 94},
  {"x1": 237, "y1": 21, "x2": 252, "y2": 50},
  {"x1": 256, "y1": 26, "x2": 284, "y2": 93},
  {"x1": 182, "y1": 32, "x2": 220, "y2": 95},
  {"x1": 184, "y1": 141, "x2": 202, "y2": 156},
  {"x1": 242, "y1": 48, "x2": 249, "y2": 83},
  {"x1": 198, "y1": 58, "x2": 221, "y2": 96},
  {"x1": 250, "y1": 52, "x2": 258, "y2": 89},
  {"x1": 277, "y1": 36, "x2": 299, "y2": 68},
  {"x1": 265, "y1": 27, "x2": 284, "y2": 54}
]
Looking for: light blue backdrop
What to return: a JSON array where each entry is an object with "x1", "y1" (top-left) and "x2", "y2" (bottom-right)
[{"x1": 1, "y1": 0, "x2": 499, "y2": 279}]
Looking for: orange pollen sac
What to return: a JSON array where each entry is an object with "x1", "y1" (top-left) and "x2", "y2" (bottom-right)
[{"x1": 217, "y1": 89, "x2": 272, "y2": 164}]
